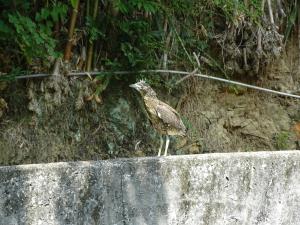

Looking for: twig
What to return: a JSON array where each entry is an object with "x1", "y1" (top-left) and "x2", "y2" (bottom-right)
[
  {"x1": 162, "y1": 17, "x2": 170, "y2": 70},
  {"x1": 256, "y1": 27, "x2": 263, "y2": 55},
  {"x1": 243, "y1": 48, "x2": 249, "y2": 70},
  {"x1": 163, "y1": 31, "x2": 172, "y2": 68},
  {"x1": 52, "y1": 58, "x2": 61, "y2": 76},
  {"x1": 173, "y1": 28, "x2": 195, "y2": 66},
  {"x1": 92, "y1": 122, "x2": 102, "y2": 135},
  {"x1": 276, "y1": 0, "x2": 286, "y2": 17},
  {"x1": 193, "y1": 52, "x2": 201, "y2": 67},
  {"x1": 261, "y1": 0, "x2": 266, "y2": 11},
  {"x1": 175, "y1": 68, "x2": 198, "y2": 85},
  {"x1": 134, "y1": 140, "x2": 141, "y2": 151},
  {"x1": 267, "y1": 0, "x2": 275, "y2": 25},
  {"x1": 174, "y1": 52, "x2": 201, "y2": 85}
]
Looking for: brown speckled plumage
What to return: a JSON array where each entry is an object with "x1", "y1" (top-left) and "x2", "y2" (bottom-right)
[
  {"x1": 130, "y1": 80, "x2": 186, "y2": 156},
  {"x1": 143, "y1": 96, "x2": 186, "y2": 136}
]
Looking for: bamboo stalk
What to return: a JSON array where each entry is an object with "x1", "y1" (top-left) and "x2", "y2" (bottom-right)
[
  {"x1": 64, "y1": 0, "x2": 80, "y2": 62},
  {"x1": 86, "y1": 0, "x2": 99, "y2": 71}
]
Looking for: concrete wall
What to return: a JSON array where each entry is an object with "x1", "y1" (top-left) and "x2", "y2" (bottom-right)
[{"x1": 0, "y1": 151, "x2": 300, "y2": 225}]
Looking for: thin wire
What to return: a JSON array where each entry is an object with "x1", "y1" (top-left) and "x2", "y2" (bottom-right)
[
  {"x1": 146, "y1": 69, "x2": 300, "y2": 99},
  {"x1": 16, "y1": 74, "x2": 60, "y2": 79},
  {"x1": 13, "y1": 69, "x2": 300, "y2": 99}
]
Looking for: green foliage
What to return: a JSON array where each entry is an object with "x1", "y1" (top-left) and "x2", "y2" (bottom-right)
[
  {"x1": 284, "y1": 2, "x2": 299, "y2": 43},
  {"x1": 120, "y1": 42, "x2": 143, "y2": 67},
  {"x1": 3, "y1": 2, "x2": 67, "y2": 65},
  {"x1": 210, "y1": 0, "x2": 263, "y2": 23},
  {"x1": 8, "y1": 13, "x2": 58, "y2": 63},
  {"x1": 0, "y1": 0, "x2": 69, "y2": 76},
  {"x1": 36, "y1": 2, "x2": 67, "y2": 23},
  {"x1": 85, "y1": 16, "x2": 104, "y2": 43},
  {"x1": 70, "y1": 0, "x2": 79, "y2": 8},
  {"x1": 0, "y1": 67, "x2": 26, "y2": 81},
  {"x1": 114, "y1": 0, "x2": 159, "y2": 14},
  {"x1": 113, "y1": 2, "x2": 160, "y2": 69},
  {"x1": 275, "y1": 132, "x2": 290, "y2": 149},
  {"x1": 0, "y1": 0, "x2": 296, "y2": 85},
  {"x1": 94, "y1": 75, "x2": 111, "y2": 95},
  {"x1": 102, "y1": 58, "x2": 122, "y2": 70},
  {"x1": 0, "y1": 20, "x2": 14, "y2": 40}
]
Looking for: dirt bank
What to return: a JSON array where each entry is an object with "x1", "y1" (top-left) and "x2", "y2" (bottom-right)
[{"x1": 0, "y1": 40, "x2": 300, "y2": 166}]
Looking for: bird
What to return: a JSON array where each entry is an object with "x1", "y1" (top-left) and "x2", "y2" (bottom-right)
[{"x1": 129, "y1": 80, "x2": 187, "y2": 156}]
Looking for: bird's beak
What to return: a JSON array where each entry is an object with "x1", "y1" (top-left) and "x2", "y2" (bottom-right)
[{"x1": 129, "y1": 83, "x2": 139, "y2": 90}]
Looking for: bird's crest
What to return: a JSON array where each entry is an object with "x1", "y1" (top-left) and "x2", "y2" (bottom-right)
[
  {"x1": 130, "y1": 79, "x2": 157, "y2": 98},
  {"x1": 138, "y1": 79, "x2": 147, "y2": 84}
]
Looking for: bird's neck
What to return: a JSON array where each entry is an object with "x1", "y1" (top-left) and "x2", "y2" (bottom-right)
[
  {"x1": 144, "y1": 90, "x2": 157, "y2": 98},
  {"x1": 145, "y1": 94, "x2": 157, "y2": 99}
]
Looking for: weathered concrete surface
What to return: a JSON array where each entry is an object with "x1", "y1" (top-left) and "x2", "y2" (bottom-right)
[{"x1": 0, "y1": 151, "x2": 300, "y2": 225}]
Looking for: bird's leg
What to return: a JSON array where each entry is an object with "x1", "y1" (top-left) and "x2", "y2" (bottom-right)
[
  {"x1": 164, "y1": 135, "x2": 170, "y2": 156},
  {"x1": 158, "y1": 135, "x2": 164, "y2": 156}
]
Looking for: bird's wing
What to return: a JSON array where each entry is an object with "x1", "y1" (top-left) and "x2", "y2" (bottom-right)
[{"x1": 154, "y1": 100, "x2": 186, "y2": 133}]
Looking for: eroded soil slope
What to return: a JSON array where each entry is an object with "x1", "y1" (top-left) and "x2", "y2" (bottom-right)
[{"x1": 0, "y1": 41, "x2": 300, "y2": 166}]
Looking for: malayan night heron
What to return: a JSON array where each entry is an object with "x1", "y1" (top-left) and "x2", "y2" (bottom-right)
[{"x1": 130, "y1": 80, "x2": 187, "y2": 156}]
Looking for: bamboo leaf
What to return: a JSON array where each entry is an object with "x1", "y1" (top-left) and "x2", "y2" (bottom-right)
[{"x1": 70, "y1": 0, "x2": 79, "y2": 9}]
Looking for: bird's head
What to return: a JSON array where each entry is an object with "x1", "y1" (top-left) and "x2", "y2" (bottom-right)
[{"x1": 129, "y1": 80, "x2": 157, "y2": 98}]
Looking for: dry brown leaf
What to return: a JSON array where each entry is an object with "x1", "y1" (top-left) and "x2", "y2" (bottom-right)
[
  {"x1": 293, "y1": 122, "x2": 300, "y2": 139},
  {"x1": 0, "y1": 82, "x2": 7, "y2": 91},
  {"x1": 85, "y1": 94, "x2": 94, "y2": 102},
  {"x1": 0, "y1": 98, "x2": 8, "y2": 110},
  {"x1": 94, "y1": 95, "x2": 102, "y2": 104}
]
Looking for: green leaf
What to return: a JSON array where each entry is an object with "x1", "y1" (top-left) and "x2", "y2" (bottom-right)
[
  {"x1": 115, "y1": 0, "x2": 129, "y2": 14},
  {"x1": 70, "y1": 0, "x2": 79, "y2": 8},
  {"x1": 0, "y1": 20, "x2": 13, "y2": 36},
  {"x1": 51, "y1": 10, "x2": 58, "y2": 22},
  {"x1": 40, "y1": 8, "x2": 49, "y2": 19}
]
